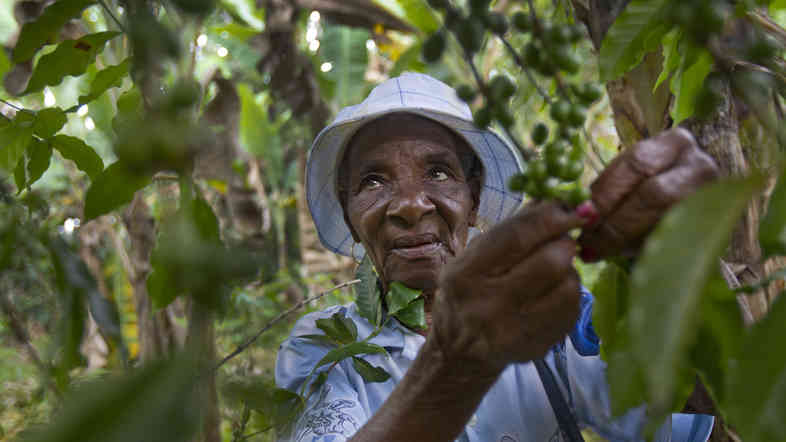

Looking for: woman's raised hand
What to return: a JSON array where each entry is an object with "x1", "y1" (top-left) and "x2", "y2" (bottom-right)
[
  {"x1": 432, "y1": 201, "x2": 587, "y2": 373},
  {"x1": 578, "y1": 128, "x2": 719, "y2": 261}
]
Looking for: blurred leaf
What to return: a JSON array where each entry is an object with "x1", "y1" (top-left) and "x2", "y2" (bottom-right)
[
  {"x1": 14, "y1": 138, "x2": 52, "y2": 191},
  {"x1": 191, "y1": 194, "x2": 221, "y2": 243},
  {"x1": 352, "y1": 356, "x2": 391, "y2": 383},
  {"x1": 315, "y1": 341, "x2": 387, "y2": 368},
  {"x1": 371, "y1": 0, "x2": 439, "y2": 33},
  {"x1": 51, "y1": 135, "x2": 104, "y2": 179},
  {"x1": 223, "y1": 378, "x2": 302, "y2": 431},
  {"x1": 385, "y1": 282, "x2": 420, "y2": 316},
  {"x1": 22, "y1": 355, "x2": 199, "y2": 442},
  {"x1": 315, "y1": 312, "x2": 357, "y2": 345},
  {"x1": 606, "y1": 338, "x2": 647, "y2": 416},
  {"x1": 320, "y1": 25, "x2": 370, "y2": 109},
  {"x1": 654, "y1": 29, "x2": 681, "y2": 92},
  {"x1": 772, "y1": 0, "x2": 786, "y2": 11},
  {"x1": 219, "y1": 0, "x2": 264, "y2": 30},
  {"x1": 355, "y1": 255, "x2": 381, "y2": 327},
  {"x1": 590, "y1": 263, "x2": 629, "y2": 355},
  {"x1": 598, "y1": 0, "x2": 671, "y2": 81},
  {"x1": 78, "y1": 58, "x2": 131, "y2": 105},
  {"x1": 389, "y1": 41, "x2": 426, "y2": 77},
  {"x1": 669, "y1": 47, "x2": 713, "y2": 124},
  {"x1": 84, "y1": 162, "x2": 152, "y2": 221},
  {"x1": 33, "y1": 107, "x2": 67, "y2": 138},
  {"x1": 393, "y1": 297, "x2": 425, "y2": 330},
  {"x1": 209, "y1": 23, "x2": 259, "y2": 42},
  {"x1": 760, "y1": 167, "x2": 786, "y2": 257},
  {"x1": 24, "y1": 31, "x2": 121, "y2": 95},
  {"x1": 727, "y1": 295, "x2": 786, "y2": 442},
  {"x1": 628, "y1": 177, "x2": 762, "y2": 422},
  {"x1": 12, "y1": 0, "x2": 96, "y2": 63},
  {"x1": 0, "y1": 47, "x2": 10, "y2": 80},
  {"x1": 0, "y1": 117, "x2": 34, "y2": 172}
]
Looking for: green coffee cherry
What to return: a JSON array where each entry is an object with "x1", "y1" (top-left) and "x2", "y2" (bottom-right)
[
  {"x1": 552, "y1": 45, "x2": 580, "y2": 74},
  {"x1": 485, "y1": 12, "x2": 509, "y2": 35},
  {"x1": 548, "y1": 25, "x2": 572, "y2": 44},
  {"x1": 495, "y1": 105, "x2": 515, "y2": 129},
  {"x1": 558, "y1": 125, "x2": 579, "y2": 144},
  {"x1": 573, "y1": 83, "x2": 604, "y2": 105},
  {"x1": 512, "y1": 11, "x2": 533, "y2": 33},
  {"x1": 547, "y1": 154, "x2": 570, "y2": 177},
  {"x1": 545, "y1": 139, "x2": 570, "y2": 161},
  {"x1": 457, "y1": 19, "x2": 485, "y2": 54},
  {"x1": 474, "y1": 106, "x2": 493, "y2": 128},
  {"x1": 566, "y1": 24, "x2": 583, "y2": 43},
  {"x1": 550, "y1": 100, "x2": 571, "y2": 123},
  {"x1": 456, "y1": 84, "x2": 477, "y2": 102},
  {"x1": 444, "y1": 8, "x2": 461, "y2": 30},
  {"x1": 469, "y1": 0, "x2": 491, "y2": 13},
  {"x1": 542, "y1": 177, "x2": 561, "y2": 199},
  {"x1": 567, "y1": 185, "x2": 590, "y2": 206},
  {"x1": 566, "y1": 104, "x2": 588, "y2": 128},
  {"x1": 489, "y1": 75, "x2": 516, "y2": 101},
  {"x1": 528, "y1": 158, "x2": 548, "y2": 181},
  {"x1": 559, "y1": 158, "x2": 584, "y2": 181},
  {"x1": 422, "y1": 32, "x2": 446, "y2": 63},
  {"x1": 747, "y1": 34, "x2": 779, "y2": 64},
  {"x1": 531, "y1": 122, "x2": 549, "y2": 145}
]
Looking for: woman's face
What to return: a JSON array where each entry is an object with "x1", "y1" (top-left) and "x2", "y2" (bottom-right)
[{"x1": 342, "y1": 114, "x2": 480, "y2": 291}]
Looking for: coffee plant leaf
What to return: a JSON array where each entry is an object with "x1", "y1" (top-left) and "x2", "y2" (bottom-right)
[
  {"x1": 12, "y1": 0, "x2": 96, "y2": 63},
  {"x1": 78, "y1": 58, "x2": 131, "y2": 105},
  {"x1": 51, "y1": 135, "x2": 104, "y2": 180},
  {"x1": 83, "y1": 161, "x2": 151, "y2": 221}
]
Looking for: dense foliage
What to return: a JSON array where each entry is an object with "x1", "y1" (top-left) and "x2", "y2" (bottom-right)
[{"x1": 2, "y1": 0, "x2": 786, "y2": 441}]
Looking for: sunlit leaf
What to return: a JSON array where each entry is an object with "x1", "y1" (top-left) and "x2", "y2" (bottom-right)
[
  {"x1": 372, "y1": 0, "x2": 439, "y2": 33},
  {"x1": 628, "y1": 176, "x2": 762, "y2": 422},
  {"x1": 15, "y1": 138, "x2": 52, "y2": 190},
  {"x1": 598, "y1": 0, "x2": 671, "y2": 81},
  {"x1": 33, "y1": 107, "x2": 67, "y2": 138},
  {"x1": 320, "y1": 25, "x2": 370, "y2": 109},
  {"x1": 727, "y1": 295, "x2": 786, "y2": 442},
  {"x1": 51, "y1": 135, "x2": 104, "y2": 179},
  {"x1": 78, "y1": 58, "x2": 131, "y2": 105},
  {"x1": 385, "y1": 282, "x2": 420, "y2": 316},
  {"x1": 355, "y1": 255, "x2": 381, "y2": 327},
  {"x1": 0, "y1": 119, "x2": 34, "y2": 172},
  {"x1": 0, "y1": 48, "x2": 11, "y2": 84},
  {"x1": 352, "y1": 356, "x2": 391, "y2": 383},
  {"x1": 12, "y1": 0, "x2": 96, "y2": 63},
  {"x1": 760, "y1": 167, "x2": 786, "y2": 257},
  {"x1": 83, "y1": 162, "x2": 151, "y2": 221},
  {"x1": 24, "y1": 31, "x2": 121, "y2": 94},
  {"x1": 315, "y1": 341, "x2": 387, "y2": 368},
  {"x1": 393, "y1": 297, "x2": 426, "y2": 330},
  {"x1": 669, "y1": 47, "x2": 713, "y2": 124},
  {"x1": 654, "y1": 29, "x2": 682, "y2": 92}
]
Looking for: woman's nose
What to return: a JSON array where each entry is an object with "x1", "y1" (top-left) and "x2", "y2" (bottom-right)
[{"x1": 386, "y1": 183, "x2": 436, "y2": 227}]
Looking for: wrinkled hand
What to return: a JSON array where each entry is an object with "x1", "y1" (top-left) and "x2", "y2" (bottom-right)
[
  {"x1": 432, "y1": 201, "x2": 586, "y2": 374},
  {"x1": 578, "y1": 128, "x2": 719, "y2": 261}
]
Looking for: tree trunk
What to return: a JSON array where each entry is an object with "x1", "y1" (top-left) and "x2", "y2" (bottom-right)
[{"x1": 187, "y1": 300, "x2": 221, "y2": 442}]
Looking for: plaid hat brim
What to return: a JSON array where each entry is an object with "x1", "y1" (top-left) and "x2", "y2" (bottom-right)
[{"x1": 305, "y1": 73, "x2": 524, "y2": 260}]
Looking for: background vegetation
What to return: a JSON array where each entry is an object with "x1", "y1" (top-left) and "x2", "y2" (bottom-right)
[{"x1": 1, "y1": 0, "x2": 786, "y2": 441}]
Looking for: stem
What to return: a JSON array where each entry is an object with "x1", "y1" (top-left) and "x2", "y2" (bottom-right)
[
  {"x1": 0, "y1": 98, "x2": 23, "y2": 111},
  {"x1": 499, "y1": 36, "x2": 551, "y2": 103},
  {"x1": 213, "y1": 279, "x2": 361, "y2": 370},
  {"x1": 98, "y1": 0, "x2": 126, "y2": 32}
]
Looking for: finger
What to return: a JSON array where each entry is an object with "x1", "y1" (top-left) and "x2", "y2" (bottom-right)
[
  {"x1": 579, "y1": 145, "x2": 719, "y2": 258},
  {"x1": 514, "y1": 276, "x2": 581, "y2": 359},
  {"x1": 460, "y1": 201, "x2": 584, "y2": 273},
  {"x1": 495, "y1": 237, "x2": 578, "y2": 298},
  {"x1": 590, "y1": 128, "x2": 697, "y2": 216}
]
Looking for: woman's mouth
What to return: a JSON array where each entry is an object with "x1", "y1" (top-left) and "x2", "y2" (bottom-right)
[{"x1": 389, "y1": 234, "x2": 445, "y2": 259}]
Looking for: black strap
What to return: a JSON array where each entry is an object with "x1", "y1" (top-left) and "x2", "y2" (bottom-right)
[{"x1": 534, "y1": 358, "x2": 585, "y2": 442}]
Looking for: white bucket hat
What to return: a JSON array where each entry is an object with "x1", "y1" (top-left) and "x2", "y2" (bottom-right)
[{"x1": 306, "y1": 72, "x2": 524, "y2": 260}]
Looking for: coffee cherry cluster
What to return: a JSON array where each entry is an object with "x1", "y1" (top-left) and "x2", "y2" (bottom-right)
[{"x1": 422, "y1": 0, "x2": 605, "y2": 205}]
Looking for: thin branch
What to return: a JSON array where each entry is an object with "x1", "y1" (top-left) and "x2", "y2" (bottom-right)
[
  {"x1": 214, "y1": 279, "x2": 361, "y2": 370},
  {"x1": 0, "y1": 98, "x2": 23, "y2": 111},
  {"x1": 98, "y1": 0, "x2": 126, "y2": 32},
  {"x1": 499, "y1": 37, "x2": 551, "y2": 104}
]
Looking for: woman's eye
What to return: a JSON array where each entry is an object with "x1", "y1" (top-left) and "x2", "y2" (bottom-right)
[
  {"x1": 360, "y1": 176, "x2": 382, "y2": 190},
  {"x1": 430, "y1": 168, "x2": 449, "y2": 181}
]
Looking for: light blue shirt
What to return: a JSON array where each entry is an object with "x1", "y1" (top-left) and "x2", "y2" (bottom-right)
[{"x1": 275, "y1": 291, "x2": 713, "y2": 442}]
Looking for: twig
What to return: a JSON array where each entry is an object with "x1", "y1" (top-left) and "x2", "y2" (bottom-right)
[
  {"x1": 98, "y1": 0, "x2": 126, "y2": 32},
  {"x1": 214, "y1": 279, "x2": 361, "y2": 370},
  {"x1": 0, "y1": 98, "x2": 23, "y2": 111},
  {"x1": 499, "y1": 36, "x2": 551, "y2": 104}
]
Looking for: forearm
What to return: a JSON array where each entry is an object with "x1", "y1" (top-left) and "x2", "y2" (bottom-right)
[{"x1": 349, "y1": 335, "x2": 502, "y2": 442}]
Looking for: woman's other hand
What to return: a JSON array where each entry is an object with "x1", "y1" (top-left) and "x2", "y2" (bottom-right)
[
  {"x1": 578, "y1": 128, "x2": 719, "y2": 262},
  {"x1": 433, "y1": 201, "x2": 587, "y2": 373}
]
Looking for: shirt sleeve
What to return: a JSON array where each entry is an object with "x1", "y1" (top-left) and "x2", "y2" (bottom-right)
[{"x1": 276, "y1": 308, "x2": 369, "y2": 442}]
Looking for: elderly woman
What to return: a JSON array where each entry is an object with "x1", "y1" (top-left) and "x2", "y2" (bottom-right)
[{"x1": 276, "y1": 73, "x2": 719, "y2": 442}]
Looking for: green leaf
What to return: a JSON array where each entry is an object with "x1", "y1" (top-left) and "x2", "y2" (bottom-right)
[
  {"x1": 51, "y1": 135, "x2": 104, "y2": 179},
  {"x1": 315, "y1": 341, "x2": 387, "y2": 368},
  {"x1": 12, "y1": 0, "x2": 96, "y2": 63},
  {"x1": 0, "y1": 118, "x2": 34, "y2": 172},
  {"x1": 23, "y1": 355, "x2": 199, "y2": 442},
  {"x1": 669, "y1": 47, "x2": 713, "y2": 124},
  {"x1": 727, "y1": 295, "x2": 786, "y2": 442},
  {"x1": 298, "y1": 334, "x2": 339, "y2": 347},
  {"x1": 320, "y1": 25, "x2": 370, "y2": 109},
  {"x1": 17, "y1": 138, "x2": 53, "y2": 190},
  {"x1": 83, "y1": 162, "x2": 152, "y2": 221},
  {"x1": 760, "y1": 167, "x2": 786, "y2": 257},
  {"x1": 352, "y1": 356, "x2": 391, "y2": 383},
  {"x1": 0, "y1": 48, "x2": 11, "y2": 83},
  {"x1": 33, "y1": 107, "x2": 67, "y2": 138},
  {"x1": 78, "y1": 58, "x2": 131, "y2": 105},
  {"x1": 590, "y1": 263, "x2": 629, "y2": 355},
  {"x1": 24, "y1": 31, "x2": 121, "y2": 95},
  {"x1": 654, "y1": 29, "x2": 682, "y2": 92},
  {"x1": 394, "y1": 298, "x2": 426, "y2": 330},
  {"x1": 389, "y1": 41, "x2": 426, "y2": 78},
  {"x1": 628, "y1": 176, "x2": 763, "y2": 422},
  {"x1": 191, "y1": 195, "x2": 220, "y2": 243},
  {"x1": 598, "y1": 0, "x2": 672, "y2": 81},
  {"x1": 385, "y1": 282, "x2": 421, "y2": 316},
  {"x1": 315, "y1": 312, "x2": 358, "y2": 345},
  {"x1": 355, "y1": 255, "x2": 381, "y2": 327},
  {"x1": 222, "y1": 378, "x2": 303, "y2": 431},
  {"x1": 771, "y1": 0, "x2": 786, "y2": 11},
  {"x1": 371, "y1": 0, "x2": 439, "y2": 33}
]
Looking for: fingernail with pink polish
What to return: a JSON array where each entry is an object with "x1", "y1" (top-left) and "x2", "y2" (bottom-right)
[
  {"x1": 580, "y1": 247, "x2": 600, "y2": 263},
  {"x1": 576, "y1": 201, "x2": 599, "y2": 226}
]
